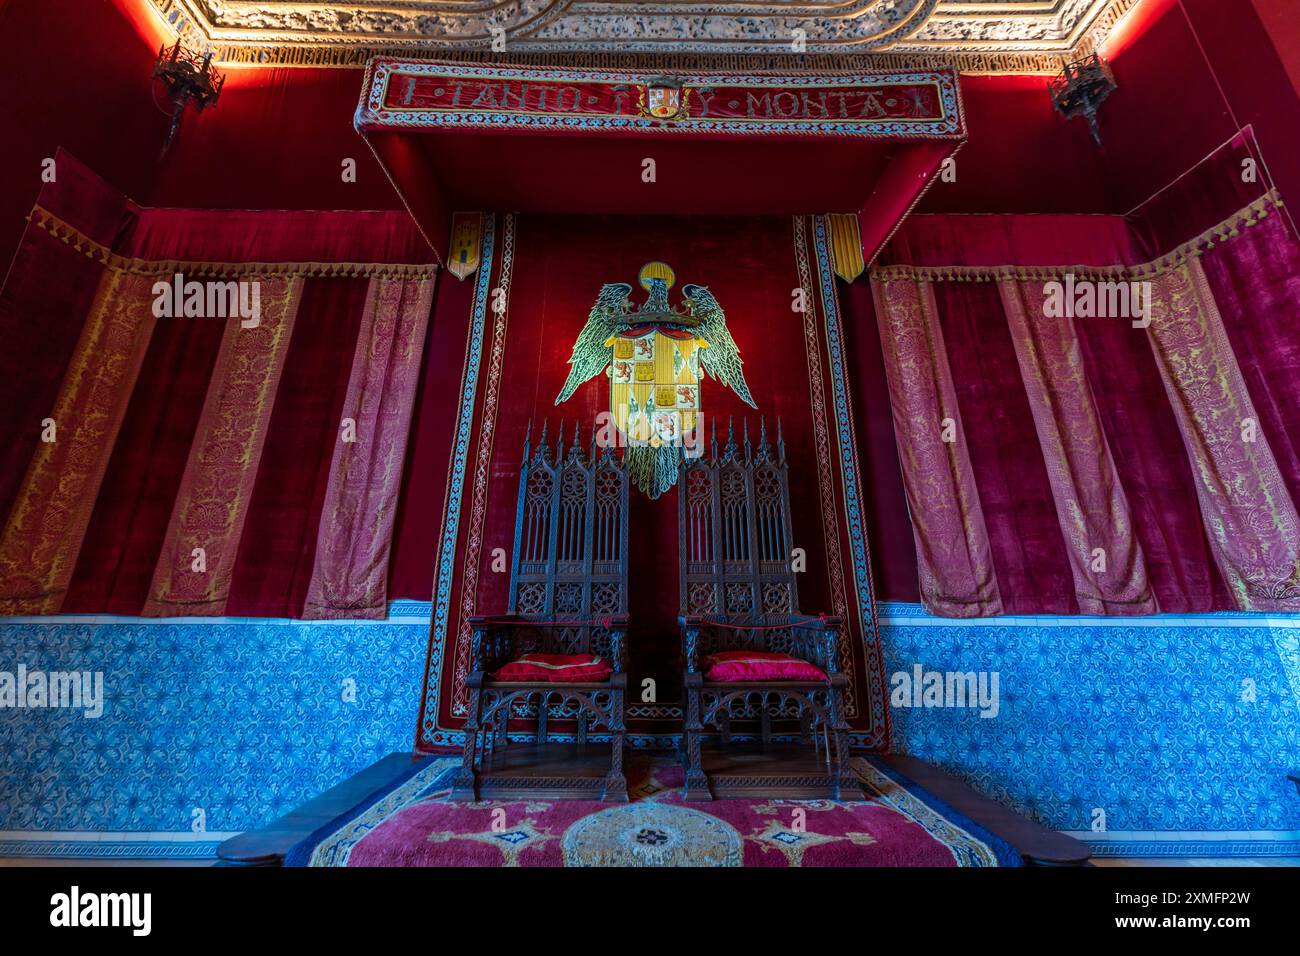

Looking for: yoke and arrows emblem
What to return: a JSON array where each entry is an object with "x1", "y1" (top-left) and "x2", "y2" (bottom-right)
[{"x1": 555, "y1": 261, "x2": 757, "y2": 498}]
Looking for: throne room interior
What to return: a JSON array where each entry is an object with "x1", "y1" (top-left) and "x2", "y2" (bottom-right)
[{"x1": 1, "y1": 0, "x2": 1299, "y2": 874}]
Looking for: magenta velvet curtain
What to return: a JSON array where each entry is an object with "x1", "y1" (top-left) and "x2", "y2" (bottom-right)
[
  {"x1": 871, "y1": 193, "x2": 1300, "y2": 616},
  {"x1": 0, "y1": 152, "x2": 438, "y2": 619}
]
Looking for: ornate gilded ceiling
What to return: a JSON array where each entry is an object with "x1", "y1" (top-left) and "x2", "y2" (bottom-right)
[{"x1": 146, "y1": 0, "x2": 1140, "y2": 70}]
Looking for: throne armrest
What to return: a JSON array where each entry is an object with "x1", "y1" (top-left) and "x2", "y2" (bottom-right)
[
  {"x1": 467, "y1": 615, "x2": 526, "y2": 674},
  {"x1": 678, "y1": 615, "x2": 712, "y2": 674},
  {"x1": 467, "y1": 614, "x2": 631, "y2": 674},
  {"x1": 605, "y1": 613, "x2": 630, "y2": 674},
  {"x1": 789, "y1": 614, "x2": 844, "y2": 675}
]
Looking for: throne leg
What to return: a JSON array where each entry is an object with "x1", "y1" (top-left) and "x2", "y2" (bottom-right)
[
  {"x1": 682, "y1": 686, "x2": 711, "y2": 801},
  {"x1": 602, "y1": 689, "x2": 629, "y2": 802},
  {"x1": 451, "y1": 688, "x2": 482, "y2": 801},
  {"x1": 603, "y1": 733, "x2": 629, "y2": 803},
  {"x1": 829, "y1": 685, "x2": 862, "y2": 800}
]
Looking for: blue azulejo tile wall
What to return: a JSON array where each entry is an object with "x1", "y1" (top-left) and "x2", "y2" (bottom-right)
[
  {"x1": 0, "y1": 602, "x2": 429, "y2": 859},
  {"x1": 879, "y1": 603, "x2": 1300, "y2": 857},
  {"x1": 3, "y1": 600, "x2": 1299, "y2": 858}
]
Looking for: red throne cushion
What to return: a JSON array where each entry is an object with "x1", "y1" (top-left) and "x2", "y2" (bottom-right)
[
  {"x1": 702, "y1": 651, "x2": 828, "y2": 682},
  {"x1": 491, "y1": 653, "x2": 612, "y2": 683}
]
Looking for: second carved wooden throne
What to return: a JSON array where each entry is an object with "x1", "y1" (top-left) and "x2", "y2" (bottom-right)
[
  {"x1": 677, "y1": 419, "x2": 861, "y2": 801},
  {"x1": 451, "y1": 423, "x2": 631, "y2": 802}
]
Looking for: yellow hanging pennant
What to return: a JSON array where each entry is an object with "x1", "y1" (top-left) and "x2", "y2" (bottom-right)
[{"x1": 827, "y1": 213, "x2": 866, "y2": 283}]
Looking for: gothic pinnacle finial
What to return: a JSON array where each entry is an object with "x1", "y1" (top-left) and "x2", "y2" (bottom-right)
[{"x1": 571, "y1": 420, "x2": 585, "y2": 462}]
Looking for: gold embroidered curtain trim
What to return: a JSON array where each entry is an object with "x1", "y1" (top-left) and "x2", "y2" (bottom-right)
[
  {"x1": 28, "y1": 207, "x2": 440, "y2": 281},
  {"x1": 871, "y1": 191, "x2": 1284, "y2": 283},
  {"x1": 999, "y1": 279, "x2": 1155, "y2": 614},
  {"x1": 1146, "y1": 259, "x2": 1300, "y2": 611},
  {"x1": 0, "y1": 273, "x2": 158, "y2": 615},
  {"x1": 142, "y1": 277, "x2": 305, "y2": 616}
]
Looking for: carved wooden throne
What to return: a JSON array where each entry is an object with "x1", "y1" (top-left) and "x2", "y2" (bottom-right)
[
  {"x1": 451, "y1": 423, "x2": 631, "y2": 802},
  {"x1": 677, "y1": 419, "x2": 860, "y2": 801}
]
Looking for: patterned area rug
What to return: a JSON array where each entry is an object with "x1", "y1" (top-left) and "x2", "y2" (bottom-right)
[{"x1": 286, "y1": 757, "x2": 1021, "y2": 867}]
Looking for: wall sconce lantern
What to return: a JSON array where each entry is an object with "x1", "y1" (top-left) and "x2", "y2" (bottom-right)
[
  {"x1": 1048, "y1": 53, "x2": 1117, "y2": 146},
  {"x1": 152, "y1": 40, "x2": 225, "y2": 154}
]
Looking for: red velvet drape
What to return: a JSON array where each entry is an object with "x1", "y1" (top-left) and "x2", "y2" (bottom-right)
[
  {"x1": 1200, "y1": 212, "x2": 1300, "y2": 510},
  {"x1": 3, "y1": 152, "x2": 436, "y2": 619},
  {"x1": 932, "y1": 281, "x2": 1077, "y2": 614},
  {"x1": 224, "y1": 278, "x2": 371, "y2": 618}
]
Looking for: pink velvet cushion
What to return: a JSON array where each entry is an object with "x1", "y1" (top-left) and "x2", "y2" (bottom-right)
[
  {"x1": 491, "y1": 653, "x2": 612, "y2": 683},
  {"x1": 702, "y1": 650, "x2": 828, "y2": 682}
]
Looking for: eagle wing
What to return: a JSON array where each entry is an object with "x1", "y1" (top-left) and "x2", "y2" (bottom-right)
[
  {"x1": 684, "y1": 283, "x2": 757, "y2": 409},
  {"x1": 554, "y1": 282, "x2": 631, "y2": 405}
]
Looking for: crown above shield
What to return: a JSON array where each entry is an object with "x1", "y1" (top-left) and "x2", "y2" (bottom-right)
[{"x1": 626, "y1": 261, "x2": 699, "y2": 327}]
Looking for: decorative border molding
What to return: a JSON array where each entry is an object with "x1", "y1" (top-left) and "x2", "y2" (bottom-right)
[
  {"x1": 1073, "y1": 832, "x2": 1300, "y2": 858},
  {"x1": 144, "y1": 0, "x2": 1137, "y2": 73},
  {"x1": 811, "y1": 215, "x2": 889, "y2": 748},
  {"x1": 0, "y1": 832, "x2": 235, "y2": 860},
  {"x1": 418, "y1": 213, "x2": 496, "y2": 750}
]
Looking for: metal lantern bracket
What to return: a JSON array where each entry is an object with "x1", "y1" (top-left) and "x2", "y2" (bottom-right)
[
  {"x1": 153, "y1": 40, "x2": 225, "y2": 153},
  {"x1": 1049, "y1": 53, "x2": 1117, "y2": 146}
]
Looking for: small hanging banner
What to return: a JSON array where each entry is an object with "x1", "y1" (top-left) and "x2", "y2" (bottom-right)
[
  {"x1": 446, "y1": 212, "x2": 483, "y2": 280},
  {"x1": 827, "y1": 213, "x2": 866, "y2": 283}
]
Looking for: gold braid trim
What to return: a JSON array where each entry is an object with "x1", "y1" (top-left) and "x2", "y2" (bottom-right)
[
  {"x1": 871, "y1": 191, "x2": 1285, "y2": 283},
  {"x1": 27, "y1": 207, "x2": 439, "y2": 280}
]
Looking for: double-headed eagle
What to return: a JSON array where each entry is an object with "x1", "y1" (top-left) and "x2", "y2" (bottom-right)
[{"x1": 555, "y1": 262, "x2": 756, "y2": 497}]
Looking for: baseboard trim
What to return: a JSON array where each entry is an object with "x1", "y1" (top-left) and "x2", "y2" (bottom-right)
[
  {"x1": 0, "y1": 831, "x2": 237, "y2": 860},
  {"x1": 1066, "y1": 831, "x2": 1300, "y2": 858}
]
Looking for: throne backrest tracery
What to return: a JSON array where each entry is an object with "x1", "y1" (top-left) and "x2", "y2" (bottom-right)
[
  {"x1": 679, "y1": 418, "x2": 798, "y2": 653},
  {"x1": 509, "y1": 422, "x2": 629, "y2": 657}
]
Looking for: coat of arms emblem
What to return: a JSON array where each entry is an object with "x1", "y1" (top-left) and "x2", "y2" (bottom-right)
[
  {"x1": 555, "y1": 262, "x2": 756, "y2": 498},
  {"x1": 643, "y1": 80, "x2": 686, "y2": 120}
]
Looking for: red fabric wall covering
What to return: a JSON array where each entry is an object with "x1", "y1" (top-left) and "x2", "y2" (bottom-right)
[
  {"x1": 1125, "y1": 131, "x2": 1274, "y2": 260},
  {"x1": 120, "y1": 207, "x2": 433, "y2": 264},
  {"x1": 0, "y1": 0, "x2": 166, "y2": 268},
  {"x1": 930, "y1": 282, "x2": 1077, "y2": 614},
  {"x1": 1094, "y1": 1, "x2": 1238, "y2": 214},
  {"x1": 1253, "y1": 0, "x2": 1300, "y2": 98},
  {"x1": 0, "y1": 0, "x2": 404, "y2": 268},
  {"x1": 1179, "y1": 0, "x2": 1300, "y2": 227},
  {"x1": 2, "y1": 154, "x2": 437, "y2": 617},
  {"x1": 881, "y1": 211, "x2": 1140, "y2": 267},
  {"x1": 919, "y1": 75, "x2": 1115, "y2": 214},
  {"x1": 1094, "y1": 0, "x2": 1300, "y2": 219},
  {"x1": 925, "y1": 1, "x2": 1300, "y2": 217},
  {"x1": 147, "y1": 65, "x2": 403, "y2": 214},
  {"x1": 0, "y1": 227, "x2": 108, "y2": 526},
  {"x1": 387, "y1": 268, "x2": 478, "y2": 601},
  {"x1": 1070, "y1": 302, "x2": 1232, "y2": 612},
  {"x1": 224, "y1": 277, "x2": 371, "y2": 618},
  {"x1": 1200, "y1": 213, "x2": 1300, "y2": 514},
  {"x1": 62, "y1": 310, "x2": 227, "y2": 614},
  {"x1": 0, "y1": 152, "x2": 138, "y2": 541},
  {"x1": 835, "y1": 278, "x2": 920, "y2": 603}
]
